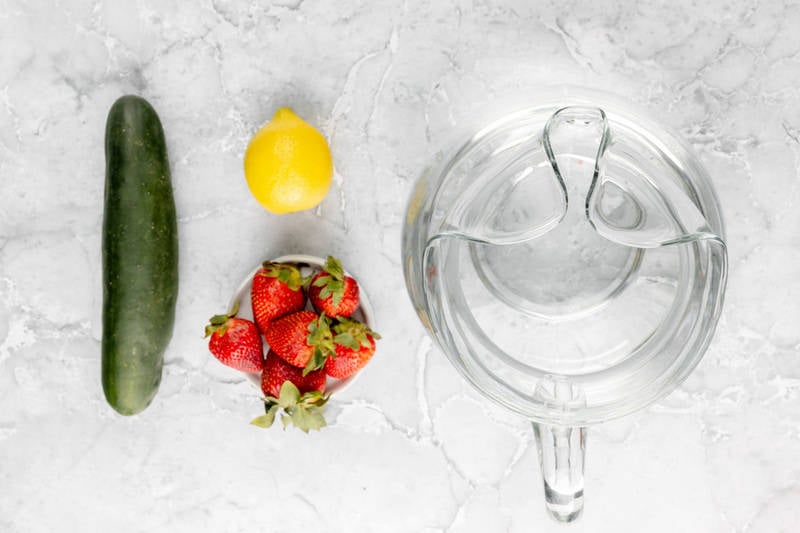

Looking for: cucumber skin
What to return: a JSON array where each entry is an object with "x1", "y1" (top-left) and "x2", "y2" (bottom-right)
[{"x1": 102, "y1": 95, "x2": 178, "y2": 416}]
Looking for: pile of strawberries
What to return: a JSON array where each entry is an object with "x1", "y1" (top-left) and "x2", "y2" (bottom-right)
[{"x1": 205, "y1": 256, "x2": 379, "y2": 432}]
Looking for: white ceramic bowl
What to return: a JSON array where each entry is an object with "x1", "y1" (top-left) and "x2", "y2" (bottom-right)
[{"x1": 227, "y1": 254, "x2": 375, "y2": 395}]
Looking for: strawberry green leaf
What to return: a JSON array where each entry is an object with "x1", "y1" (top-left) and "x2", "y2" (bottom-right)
[
  {"x1": 250, "y1": 414, "x2": 273, "y2": 428},
  {"x1": 333, "y1": 317, "x2": 380, "y2": 347},
  {"x1": 315, "y1": 275, "x2": 343, "y2": 305},
  {"x1": 204, "y1": 317, "x2": 228, "y2": 337},
  {"x1": 305, "y1": 314, "x2": 335, "y2": 374},
  {"x1": 259, "y1": 390, "x2": 329, "y2": 432},
  {"x1": 314, "y1": 259, "x2": 347, "y2": 307},
  {"x1": 204, "y1": 300, "x2": 242, "y2": 337},
  {"x1": 323, "y1": 256, "x2": 345, "y2": 281},
  {"x1": 298, "y1": 391, "x2": 329, "y2": 408},
  {"x1": 208, "y1": 315, "x2": 227, "y2": 326},
  {"x1": 261, "y1": 262, "x2": 305, "y2": 291},
  {"x1": 250, "y1": 404, "x2": 279, "y2": 428},
  {"x1": 330, "y1": 281, "x2": 344, "y2": 307},
  {"x1": 334, "y1": 331, "x2": 360, "y2": 350},
  {"x1": 278, "y1": 381, "x2": 301, "y2": 408},
  {"x1": 251, "y1": 404, "x2": 279, "y2": 428},
  {"x1": 291, "y1": 405, "x2": 327, "y2": 433},
  {"x1": 303, "y1": 347, "x2": 328, "y2": 375},
  {"x1": 204, "y1": 323, "x2": 220, "y2": 338},
  {"x1": 307, "y1": 313, "x2": 330, "y2": 339}
]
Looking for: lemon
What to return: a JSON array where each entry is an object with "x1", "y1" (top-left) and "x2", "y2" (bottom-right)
[{"x1": 244, "y1": 108, "x2": 333, "y2": 214}]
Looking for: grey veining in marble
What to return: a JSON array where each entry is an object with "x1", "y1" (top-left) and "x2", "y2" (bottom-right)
[{"x1": 1, "y1": 0, "x2": 799, "y2": 531}]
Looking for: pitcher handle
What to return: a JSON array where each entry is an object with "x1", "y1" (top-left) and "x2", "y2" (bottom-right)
[
  {"x1": 532, "y1": 376, "x2": 588, "y2": 522},
  {"x1": 533, "y1": 422, "x2": 587, "y2": 523}
]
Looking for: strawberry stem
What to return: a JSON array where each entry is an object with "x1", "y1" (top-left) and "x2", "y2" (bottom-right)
[
  {"x1": 314, "y1": 256, "x2": 347, "y2": 307},
  {"x1": 304, "y1": 313, "x2": 336, "y2": 375},
  {"x1": 204, "y1": 300, "x2": 241, "y2": 337},
  {"x1": 259, "y1": 262, "x2": 307, "y2": 291},
  {"x1": 323, "y1": 256, "x2": 345, "y2": 281},
  {"x1": 332, "y1": 317, "x2": 380, "y2": 349}
]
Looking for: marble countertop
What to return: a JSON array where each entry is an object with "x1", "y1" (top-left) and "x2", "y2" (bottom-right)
[{"x1": 2, "y1": 1, "x2": 799, "y2": 531}]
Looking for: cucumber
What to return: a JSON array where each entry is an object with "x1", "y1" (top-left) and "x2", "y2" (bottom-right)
[{"x1": 102, "y1": 95, "x2": 178, "y2": 415}]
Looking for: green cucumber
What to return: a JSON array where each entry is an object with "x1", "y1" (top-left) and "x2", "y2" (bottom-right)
[{"x1": 102, "y1": 95, "x2": 178, "y2": 415}]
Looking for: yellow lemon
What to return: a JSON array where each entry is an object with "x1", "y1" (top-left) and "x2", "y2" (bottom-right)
[{"x1": 244, "y1": 108, "x2": 333, "y2": 214}]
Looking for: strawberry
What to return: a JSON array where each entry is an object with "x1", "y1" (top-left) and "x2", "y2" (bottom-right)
[
  {"x1": 264, "y1": 310, "x2": 336, "y2": 373},
  {"x1": 252, "y1": 351, "x2": 329, "y2": 433},
  {"x1": 308, "y1": 256, "x2": 359, "y2": 318},
  {"x1": 325, "y1": 317, "x2": 381, "y2": 379},
  {"x1": 205, "y1": 302, "x2": 263, "y2": 373},
  {"x1": 261, "y1": 350, "x2": 326, "y2": 398},
  {"x1": 251, "y1": 261, "x2": 307, "y2": 333}
]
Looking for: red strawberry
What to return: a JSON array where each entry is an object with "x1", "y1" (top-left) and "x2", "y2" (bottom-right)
[
  {"x1": 205, "y1": 302, "x2": 263, "y2": 373},
  {"x1": 264, "y1": 310, "x2": 336, "y2": 373},
  {"x1": 325, "y1": 317, "x2": 380, "y2": 379},
  {"x1": 308, "y1": 256, "x2": 359, "y2": 318},
  {"x1": 253, "y1": 350, "x2": 329, "y2": 433},
  {"x1": 251, "y1": 261, "x2": 307, "y2": 332},
  {"x1": 261, "y1": 350, "x2": 326, "y2": 398},
  {"x1": 250, "y1": 362, "x2": 328, "y2": 433}
]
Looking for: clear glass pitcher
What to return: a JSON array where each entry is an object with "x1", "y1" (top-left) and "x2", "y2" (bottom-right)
[{"x1": 402, "y1": 93, "x2": 727, "y2": 522}]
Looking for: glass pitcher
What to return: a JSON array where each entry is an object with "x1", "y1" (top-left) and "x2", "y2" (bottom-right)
[{"x1": 402, "y1": 92, "x2": 727, "y2": 522}]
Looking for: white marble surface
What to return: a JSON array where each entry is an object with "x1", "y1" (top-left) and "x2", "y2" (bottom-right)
[{"x1": 2, "y1": 0, "x2": 799, "y2": 531}]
